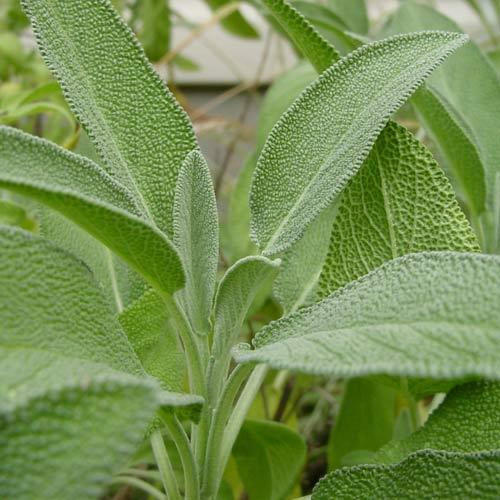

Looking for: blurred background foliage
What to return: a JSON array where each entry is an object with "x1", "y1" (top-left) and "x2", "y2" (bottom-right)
[{"x1": 1, "y1": 1, "x2": 499, "y2": 498}]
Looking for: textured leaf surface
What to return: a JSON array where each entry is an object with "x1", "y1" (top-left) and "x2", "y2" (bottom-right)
[
  {"x1": 328, "y1": 378, "x2": 397, "y2": 470},
  {"x1": 250, "y1": 31, "x2": 468, "y2": 256},
  {"x1": 40, "y1": 208, "x2": 146, "y2": 313},
  {"x1": 213, "y1": 256, "x2": 280, "y2": 356},
  {"x1": 173, "y1": 151, "x2": 219, "y2": 335},
  {"x1": 382, "y1": 1, "x2": 500, "y2": 245},
  {"x1": 292, "y1": 1, "x2": 363, "y2": 56},
  {"x1": 411, "y1": 85, "x2": 486, "y2": 216},
  {"x1": 22, "y1": 0, "x2": 197, "y2": 234},
  {"x1": 374, "y1": 381, "x2": 500, "y2": 464},
  {"x1": 0, "y1": 126, "x2": 184, "y2": 293},
  {"x1": 235, "y1": 252, "x2": 500, "y2": 391},
  {"x1": 119, "y1": 289, "x2": 185, "y2": 391},
  {"x1": 313, "y1": 450, "x2": 500, "y2": 499},
  {"x1": 232, "y1": 419, "x2": 306, "y2": 500},
  {"x1": 275, "y1": 202, "x2": 337, "y2": 313},
  {"x1": 0, "y1": 198, "x2": 36, "y2": 230},
  {"x1": 0, "y1": 348, "x2": 160, "y2": 500},
  {"x1": 0, "y1": 226, "x2": 142, "y2": 375},
  {"x1": 318, "y1": 121, "x2": 478, "y2": 296},
  {"x1": 261, "y1": 0, "x2": 339, "y2": 73}
]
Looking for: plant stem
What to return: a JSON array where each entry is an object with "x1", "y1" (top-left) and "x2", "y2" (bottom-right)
[
  {"x1": 217, "y1": 365, "x2": 268, "y2": 490},
  {"x1": 162, "y1": 293, "x2": 205, "y2": 396},
  {"x1": 150, "y1": 431, "x2": 181, "y2": 500},
  {"x1": 202, "y1": 363, "x2": 254, "y2": 497},
  {"x1": 161, "y1": 411, "x2": 200, "y2": 500},
  {"x1": 110, "y1": 476, "x2": 166, "y2": 500}
]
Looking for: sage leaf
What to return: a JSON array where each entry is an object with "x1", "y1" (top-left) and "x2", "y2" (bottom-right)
[
  {"x1": 232, "y1": 419, "x2": 306, "y2": 500},
  {"x1": 274, "y1": 202, "x2": 337, "y2": 313},
  {"x1": 0, "y1": 125, "x2": 184, "y2": 294},
  {"x1": 261, "y1": 0, "x2": 339, "y2": 73},
  {"x1": 326, "y1": 0, "x2": 368, "y2": 34},
  {"x1": 173, "y1": 151, "x2": 219, "y2": 335},
  {"x1": 21, "y1": 0, "x2": 197, "y2": 235},
  {"x1": 0, "y1": 349, "x2": 160, "y2": 500},
  {"x1": 234, "y1": 252, "x2": 500, "y2": 393},
  {"x1": 250, "y1": 31, "x2": 468, "y2": 256},
  {"x1": 411, "y1": 85, "x2": 486, "y2": 217},
  {"x1": 119, "y1": 289, "x2": 186, "y2": 392},
  {"x1": 328, "y1": 378, "x2": 397, "y2": 470},
  {"x1": 204, "y1": 0, "x2": 258, "y2": 38},
  {"x1": 382, "y1": 0, "x2": 500, "y2": 249},
  {"x1": 374, "y1": 381, "x2": 500, "y2": 464},
  {"x1": 313, "y1": 450, "x2": 500, "y2": 499},
  {"x1": 318, "y1": 121, "x2": 479, "y2": 297},
  {"x1": 0, "y1": 225, "x2": 142, "y2": 375},
  {"x1": 213, "y1": 256, "x2": 281, "y2": 357}
]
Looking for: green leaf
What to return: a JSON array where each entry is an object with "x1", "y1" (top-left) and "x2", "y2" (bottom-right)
[
  {"x1": 173, "y1": 53, "x2": 200, "y2": 72},
  {"x1": 318, "y1": 121, "x2": 479, "y2": 297},
  {"x1": 0, "y1": 198, "x2": 36, "y2": 231},
  {"x1": 261, "y1": 0, "x2": 339, "y2": 73},
  {"x1": 381, "y1": 1, "x2": 500, "y2": 250},
  {"x1": 0, "y1": 225, "x2": 143, "y2": 375},
  {"x1": 312, "y1": 450, "x2": 500, "y2": 499},
  {"x1": 291, "y1": 1, "x2": 362, "y2": 56},
  {"x1": 326, "y1": 0, "x2": 368, "y2": 34},
  {"x1": 235, "y1": 252, "x2": 500, "y2": 394},
  {"x1": 40, "y1": 208, "x2": 146, "y2": 313},
  {"x1": 173, "y1": 151, "x2": 219, "y2": 335},
  {"x1": 274, "y1": 202, "x2": 337, "y2": 314},
  {"x1": 0, "y1": 348, "x2": 161, "y2": 500},
  {"x1": 0, "y1": 125, "x2": 184, "y2": 294},
  {"x1": 487, "y1": 48, "x2": 500, "y2": 74},
  {"x1": 374, "y1": 381, "x2": 500, "y2": 464},
  {"x1": 213, "y1": 256, "x2": 281, "y2": 357},
  {"x1": 232, "y1": 419, "x2": 306, "y2": 500},
  {"x1": 256, "y1": 61, "x2": 317, "y2": 150},
  {"x1": 250, "y1": 31, "x2": 468, "y2": 256},
  {"x1": 22, "y1": 0, "x2": 197, "y2": 235},
  {"x1": 411, "y1": 85, "x2": 486, "y2": 217},
  {"x1": 205, "y1": 0, "x2": 259, "y2": 38},
  {"x1": 119, "y1": 289, "x2": 186, "y2": 392},
  {"x1": 328, "y1": 378, "x2": 397, "y2": 470},
  {"x1": 132, "y1": 0, "x2": 170, "y2": 62}
]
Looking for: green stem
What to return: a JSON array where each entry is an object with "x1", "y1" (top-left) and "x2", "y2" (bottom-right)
[
  {"x1": 161, "y1": 411, "x2": 200, "y2": 500},
  {"x1": 202, "y1": 363, "x2": 254, "y2": 497},
  {"x1": 217, "y1": 364, "x2": 268, "y2": 491},
  {"x1": 150, "y1": 431, "x2": 181, "y2": 500},
  {"x1": 162, "y1": 293, "x2": 205, "y2": 396},
  {"x1": 110, "y1": 476, "x2": 167, "y2": 500}
]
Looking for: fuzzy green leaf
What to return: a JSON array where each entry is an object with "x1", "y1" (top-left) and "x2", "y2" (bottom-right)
[
  {"x1": 235, "y1": 252, "x2": 500, "y2": 393},
  {"x1": 214, "y1": 256, "x2": 281, "y2": 356},
  {"x1": 119, "y1": 289, "x2": 186, "y2": 392},
  {"x1": 173, "y1": 151, "x2": 219, "y2": 335},
  {"x1": 261, "y1": 0, "x2": 339, "y2": 73},
  {"x1": 313, "y1": 450, "x2": 500, "y2": 499},
  {"x1": 21, "y1": 0, "x2": 197, "y2": 235},
  {"x1": 374, "y1": 381, "x2": 500, "y2": 464},
  {"x1": 250, "y1": 31, "x2": 468, "y2": 256},
  {"x1": 328, "y1": 378, "x2": 397, "y2": 470},
  {"x1": 232, "y1": 419, "x2": 306, "y2": 500},
  {"x1": 411, "y1": 85, "x2": 486, "y2": 216},
  {"x1": 382, "y1": 1, "x2": 500, "y2": 249},
  {"x1": 0, "y1": 348, "x2": 160, "y2": 500},
  {"x1": 0, "y1": 126, "x2": 184, "y2": 293},
  {"x1": 0, "y1": 198, "x2": 36, "y2": 231},
  {"x1": 0, "y1": 225, "x2": 142, "y2": 375},
  {"x1": 318, "y1": 121, "x2": 479, "y2": 297},
  {"x1": 274, "y1": 202, "x2": 337, "y2": 313}
]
